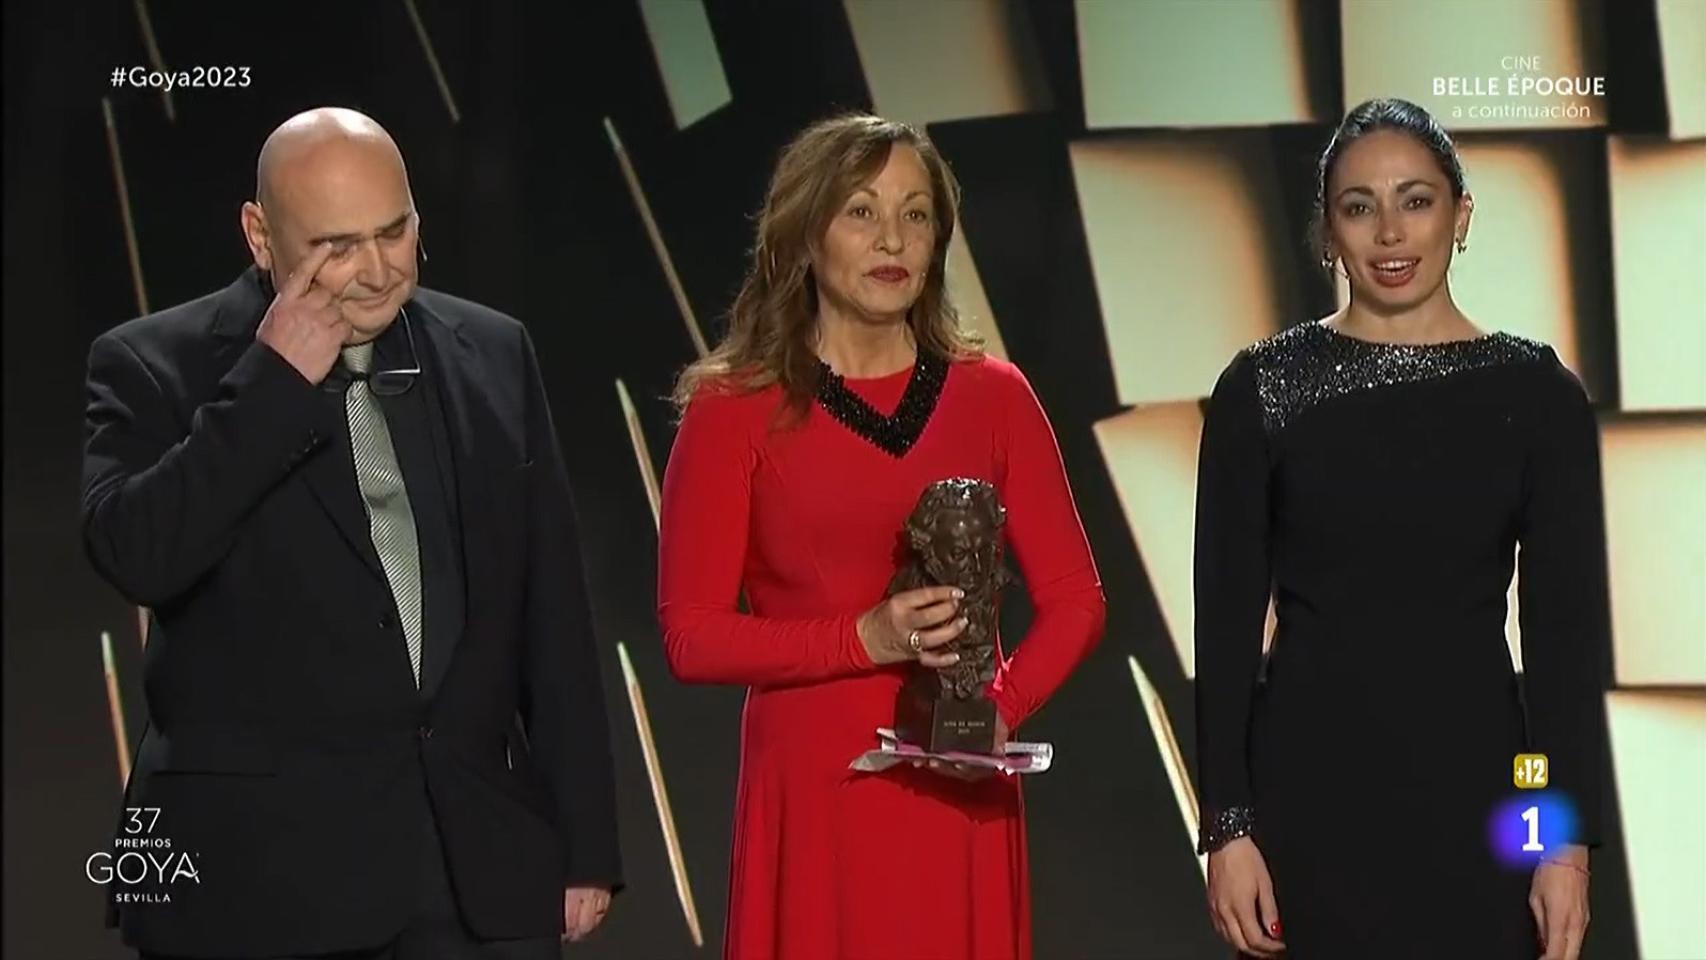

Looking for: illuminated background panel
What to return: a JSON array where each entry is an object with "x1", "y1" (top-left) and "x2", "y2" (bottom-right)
[
  {"x1": 844, "y1": 0, "x2": 1051, "y2": 127},
  {"x1": 1607, "y1": 137, "x2": 1706, "y2": 411},
  {"x1": 1605, "y1": 690, "x2": 1706, "y2": 959},
  {"x1": 1093, "y1": 403, "x2": 1203, "y2": 677},
  {"x1": 1601, "y1": 420, "x2": 1706, "y2": 686},
  {"x1": 1071, "y1": 134, "x2": 1297, "y2": 406},
  {"x1": 636, "y1": 0, "x2": 730, "y2": 129},
  {"x1": 945, "y1": 230, "x2": 1009, "y2": 362},
  {"x1": 1076, "y1": 0, "x2": 1330, "y2": 129},
  {"x1": 1447, "y1": 136, "x2": 1609, "y2": 397},
  {"x1": 1656, "y1": 0, "x2": 1706, "y2": 139}
]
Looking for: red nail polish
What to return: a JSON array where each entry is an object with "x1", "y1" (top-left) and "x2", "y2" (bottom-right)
[{"x1": 1270, "y1": 920, "x2": 1282, "y2": 937}]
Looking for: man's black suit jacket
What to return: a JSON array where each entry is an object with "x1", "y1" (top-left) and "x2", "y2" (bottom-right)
[{"x1": 80, "y1": 268, "x2": 622, "y2": 957}]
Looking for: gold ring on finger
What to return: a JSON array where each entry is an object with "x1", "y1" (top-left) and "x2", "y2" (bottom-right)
[{"x1": 908, "y1": 630, "x2": 922, "y2": 654}]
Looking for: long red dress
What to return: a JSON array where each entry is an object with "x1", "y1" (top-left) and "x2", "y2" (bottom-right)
[{"x1": 657, "y1": 354, "x2": 1105, "y2": 960}]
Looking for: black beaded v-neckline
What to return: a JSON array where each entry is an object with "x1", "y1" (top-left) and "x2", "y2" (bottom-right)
[{"x1": 814, "y1": 351, "x2": 948, "y2": 458}]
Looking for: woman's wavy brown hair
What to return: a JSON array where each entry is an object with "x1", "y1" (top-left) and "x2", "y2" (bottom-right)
[{"x1": 670, "y1": 112, "x2": 983, "y2": 421}]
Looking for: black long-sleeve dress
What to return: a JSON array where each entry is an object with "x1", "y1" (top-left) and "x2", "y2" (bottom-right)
[{"x1": 1193, "y1": 321, "x2": 1609, "y2": 957}]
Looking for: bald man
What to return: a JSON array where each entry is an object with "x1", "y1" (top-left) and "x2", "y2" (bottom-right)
[{"x1": 81, "y1": 108, "x2": 621, "y2": 959}]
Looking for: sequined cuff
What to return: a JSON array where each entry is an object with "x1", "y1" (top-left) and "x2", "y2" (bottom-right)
[{"x1": 1196, "y1": 806, "x2": 1256, "y2": 854}]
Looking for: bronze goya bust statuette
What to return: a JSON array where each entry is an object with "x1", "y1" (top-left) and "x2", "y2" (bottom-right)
[{"x1": 889, "y1": 477, "x2": 1012, "y2": 754}]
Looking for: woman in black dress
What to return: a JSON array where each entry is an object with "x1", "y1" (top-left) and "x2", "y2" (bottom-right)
[{"x1": 1194, "y1": 99, "x2": 1606, "y2": 959}]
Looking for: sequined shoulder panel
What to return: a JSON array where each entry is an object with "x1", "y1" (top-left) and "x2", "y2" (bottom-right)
[{"x1": 1246, "y1": 323, "x2": 1549, "y2": 436}]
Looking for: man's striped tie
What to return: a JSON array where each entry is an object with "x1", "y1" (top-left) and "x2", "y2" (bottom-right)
[{"x1": 341, "y1": 342, "x2": 423, "y2": 686}]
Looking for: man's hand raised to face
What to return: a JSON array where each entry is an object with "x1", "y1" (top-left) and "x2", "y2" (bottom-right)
[{"x1": 257, "y1": 241, "x2": 349, "y2": 384}]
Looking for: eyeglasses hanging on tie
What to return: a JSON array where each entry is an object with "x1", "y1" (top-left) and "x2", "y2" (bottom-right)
[{"x1": 322, "y1": 309, "x2": 422, "y2": 397}]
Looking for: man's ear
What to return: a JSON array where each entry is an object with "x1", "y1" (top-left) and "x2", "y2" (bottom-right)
[{"x1": 240, "y1": 201, "x2": 274, "y2": 272}]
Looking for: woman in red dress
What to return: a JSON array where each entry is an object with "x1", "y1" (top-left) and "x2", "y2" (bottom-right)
[{"x1": 656, "y1": 113, "x2": 1106, "y2": 960}]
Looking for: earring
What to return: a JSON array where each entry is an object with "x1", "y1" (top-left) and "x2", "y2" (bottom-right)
[
  {"x1": 1455, "y1": 237, "x2": 1467, "y2": 253},
  {"x1": 1320, "y1": 251, "x2": 1336, "y2": 274}
]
